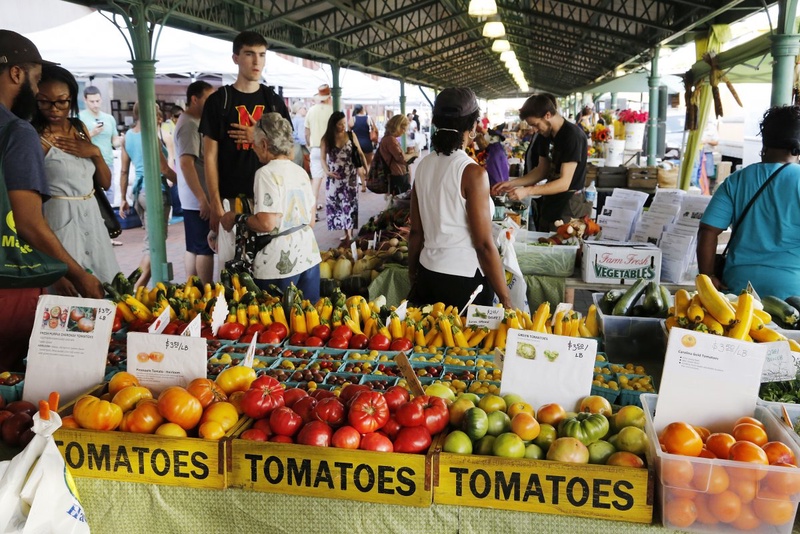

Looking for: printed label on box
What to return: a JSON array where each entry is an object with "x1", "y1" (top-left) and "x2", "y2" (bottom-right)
[
  {"x1": 466, "y1": 305, "x2": 504, "y2": 329},
  {"x1": 127, "y1": 332, "x2": 206, "y2": 394}
]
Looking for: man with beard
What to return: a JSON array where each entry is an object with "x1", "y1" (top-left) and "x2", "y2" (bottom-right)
[{"x1": 0, "y1": 30, "x2": 103, "y2": 371}]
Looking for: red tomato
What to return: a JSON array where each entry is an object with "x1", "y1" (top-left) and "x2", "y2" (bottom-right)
[
  {"x1": 383, "y1": 385, "x2": 410, "y2": 413},
  {"x1": 112, "y1": 313, "x2": 123, "y2": 332},
  {"x1": 360, "y1": 432, "x2": 393, "y2": 452},
  {"x1": 368, "y1": 334, "x2": 391, "y2": 351},
  {"x1": 382, "y1": 414, "x2": 402, "y2": 440},
  {"x1": 217, "y1": 322, "x2": 245, "y2": 341},
  {"x1": 201, "y1": 326, "x2": 214, "y2": 340},
  {"x1": 283, "y1": 388, "x2": 308, "y2": 409},
  {"x1": 332, "y1": 425, "x2": 361, "y2": 449},
  {"x1": 304, "y1": 336, "x2": 324, "y2": 347},
  {"x1": 252, "y1": 417, "x2": 273, "y2": 438},
  {"x1": 332, "y1": 325, "x2": 353, "y2": 341},
  {"x1": 267, "y1": 322, "x2": 289, "y2": 341},
  {"x1": 297, "y1": 421, "x2": 333, "y2": 447},
  {"x1": 389, "y1": 338, "x2": 413, "y2": 352},
  {"x1": 270, "y1": 434, "x2": 294, "y2": 443},
  {"x1": 309, "y1": 389, "x2": 337, "y2": 400},
  {"x1": 348, "y1": 391, "x2": 390, "y2": 433},
  {"x1": 395, "y1": 401, "x2": 424, "y2": 427},
  {"x1": 162, "y1": 322, "x2": 181, "y2": 336},
  {"x1": 349, "y1": 334, "x2": 369, "y2": 350},
  {"x1": 411, "y1": 395, "x2": 449, "y2": 435},
  {"x1": 289, "y1": 332, "x2": 309, "y2": 346},
  {"x1": 313, "y1": 397, "x2": 346, "y2": 427},
  {"x1": 339, "y1": 384, "x2": 371, "y2": 406},
  {"x1": 311, "y1": 324, "x2": 331, "y2": 342},
  {"x1": 393, "y1": 426, "x2": 432, "y2": 453},
  {"x1": 239, "y1": 333, "x2": 255, "y2": 344},
  {"x1": 245, "y1": 323, "x2": 265, "y2": 336},
  {"x1": 327, "y1": 336, "x2": 349, "y2": 349},
  {"x1": 240, "y1": 375, "x2": 285, "y2": 419},
  {"x1": 258, "y1": 330, "x2": 282, "y2": 345},
  {"x1": 269, "y1": 406, "x2": 303, "y2": 437},
  {"x1": 240, "y1": 428, "x2": 268, "y2": 441},
  {"x1": 293, "y1": 396, "x2": 318, "y2": 424}
]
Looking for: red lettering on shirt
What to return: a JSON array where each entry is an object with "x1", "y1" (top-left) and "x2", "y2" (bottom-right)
[{"x1": 234, "y1": 104, "x2": 266, "y2": 150}]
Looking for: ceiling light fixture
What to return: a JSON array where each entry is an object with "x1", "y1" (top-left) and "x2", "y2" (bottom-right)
[
  {"x1": 491, "y1": 39, "x2": 510, "y2": 52},
  {"x1": 468, "y1": 0, "x2": 497, "y2": 17},
  {"x1": 500, "y1": 50, "x2": 516, "y2": 63},
  {"x1": 482, "y1": 20, "x2": 506, "y2": 38}
]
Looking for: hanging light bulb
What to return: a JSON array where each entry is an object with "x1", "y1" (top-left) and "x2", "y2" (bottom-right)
[
  {"x1": 500, "y1": 50, "x2": 516, "y2": 63},
  {"x1": 482, "y1": 20, "x2": 506, "y2": 39},
  {"x1": 505, "y1": 58, "x2": 520, "y2": 70},
  {"x1": 491, "y1": 39, "x2": 511, "y2": 53},
  {"x1": 468, "y1": 0, "x2": 497, "y2": 16}
]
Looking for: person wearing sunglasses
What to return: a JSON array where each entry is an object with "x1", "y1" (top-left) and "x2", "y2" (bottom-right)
[{"x1": 31, "y1": 65, "x2": 120, "y2": 285}]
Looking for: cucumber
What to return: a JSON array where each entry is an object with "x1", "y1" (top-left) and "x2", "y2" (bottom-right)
[
  {"x1": 642, "y1": 282, "x2": 664, "y2": 316},
  {"x1": 612, "y1": 278, "x2": 649, "y2": 317},
  {"x1": 103, "y1": 282, "x2": 123, "y2": 303},
  {"x1": 659, "y1": 285, "x2": 672, "y2": 317},
  {"x1": 762, "y1": 295, "x2": 800, "y2": 328},
  {"x1": 785, "y1": 296, "x2": 800, "y2": 322},
  {"x1": 599, "y1": 290, "x2": 624, "y2": 315},
  {"x1": 238, "y1": 272, "x2": 261, "y2": 295}
]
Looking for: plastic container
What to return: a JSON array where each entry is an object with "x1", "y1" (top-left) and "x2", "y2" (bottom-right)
[
  {"x1": 760, "y1": 401, "x2": 800, "y2": 449},
  {"x1": 643, "y1": 394, "x2": 800, "y2": 533},
  {"x1": 615, "y1": 374, "x2": 656, "y2": 407},
  {"x1": 323, "y1": 372, "x2": 361, "y2": 387},
  {"x1": 590, "y1": 384, "x2": 619, "y2": 404},
  {"x1": 359, "y1": 374, "x2": 398, "y2": 390},
  {"x1": 513, "y1": 231, "x2": 579, "y2": 277}
]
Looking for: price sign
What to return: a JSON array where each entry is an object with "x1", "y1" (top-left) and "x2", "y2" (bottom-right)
[
  {"x1": 654, "y1": 328, "x2": 767, "y2": 434},
  {"x1": 182, "y1": 314, "x2": 202, "y2": 337},
  {"x1": 149, "y1": 305, "x2": 172, "y2": 334},
  {"x1": 127, "y1": 332, "x2": 206, "y2": 394},
  {"x1": 501, "y1": 329, "x2": 597, "y2": 410},
  {"x1": 210, "y1": 291, "x2": 228, "y2": 336},
  {"x1": 395, "y1": 300, "x2": 408, "y2": 322},
  {"x1": 23, "y1": 295, "x2": 115, "y2": 404},
  {"x1": 465, "y1": 305, "x2": 504, "y2": 330},
  {"x1": 242, "y1": 332, "x2": 258, "y2": 368},
  {"x1": 760, "y1": 341, "x2": 797, "y2": 383}
]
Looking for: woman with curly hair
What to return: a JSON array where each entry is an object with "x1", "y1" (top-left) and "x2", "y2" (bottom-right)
[
  {"x1": 698, "y1": 105, "x2": 800, "y2": 298},
  {"x1": 408, "y1": 88, "x2": 512, "y2": 310}
]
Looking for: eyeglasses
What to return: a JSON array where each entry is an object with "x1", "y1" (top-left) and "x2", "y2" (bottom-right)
[{"x1": 36, "y1": 98, "x2": 71, "y2": 110}]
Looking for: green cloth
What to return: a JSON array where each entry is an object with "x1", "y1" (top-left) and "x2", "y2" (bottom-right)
[
  {"x1": 369, "y1": 264, "x2": 412, "y2": 308},
  {"x1": 524, "y1": 274, "x2": 565, "y2": 310}
]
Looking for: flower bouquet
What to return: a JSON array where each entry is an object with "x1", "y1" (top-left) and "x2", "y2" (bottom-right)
[
  {"x1": 618, "y1": 109, "x2": 648, "y2": 124},
  {"x1": 591, "y1": 124, "x2": 610, "y2": 143}
]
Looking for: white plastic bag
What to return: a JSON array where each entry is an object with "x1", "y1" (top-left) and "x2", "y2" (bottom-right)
[
  {"x1": 216, "y1": 199, "x2": 235, "y2": 268},
  {"x1": 494, "y1": 218, "x2": 529, "y2": 313},
  {"x1": 0, "y1": 404, "x2": 90, "y2": 534}
]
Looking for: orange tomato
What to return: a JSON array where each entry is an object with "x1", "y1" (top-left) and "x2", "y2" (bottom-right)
[
  {"x1": 734, "y1": 416, "x2": 765, "y2": 430},
  {"x1": 157, "y1": 386, "x2": 203, "y2": 430},
  {"x1": 186, "y1": 378, "x2": 228, "y2": 408},
  {"x1": 665, "y1": 487, "x2": 697, "y2": 500},
  {"x1": 228, "y1": 391, "x2": 246, "y2": 415},
  {"x1": 120, "y1": 401, "x2": 164, "y2": 434},
  {"x1": 728, "y1": 441, "x2": 769, "y2": 481},
  {"x1": 762, "y1": 441, "x2": 797, "y2": 466},
  {"x1": 198, "y1": 421, "x2": 225, "y2": 440},
  {"x1": 732, "y1": 423, "x2": 768, "y2": 447},
  {"x1": 692, "y1": 462, "x2": 729, "y2": 494},
  {"x1": 661, "y1": 458, "x2": 694, "y2": 489},
  {"x1": 136, "y1": 352, "x2": 149, "y2": 362},
  {"x1": 692, "y1": 425, "x2": 711, "y2": 443},
  {"x1": 664, "y1": 497, "x2": 697, "y2": 528},
  {"x1": 705, "y1": 433, "x2": 736, "y2": 460},
  {"x1": 108, "y1": 371, "x2": 140, "y2": 397},
  {"x1": 111, "y1": 386, "x2": 153, "y2": 412},
  {"x1": 698, "y1": 448, "x2": 717, "y2": 459},
  {"x1": 730, "y1": 502, "x2": 761, "y2": 530},
  {"x1": 752, "y1": 489, "x2": 795, "y2": 526},
  {"x1": 510, "y1": 412, "x2": 540, "y2": 441},
  {"x1": 708, "y1": 489, "x2": 742, "y2": 523},
  {"x1": 660, "y1": 422, "x2": 704, "y2": 457},
  {"x1": 693, "y1": 494, "x2": 719, "y2": 525},
  {"x1": 72, "y1": 395, "x2": 123, "y2": 431},
  {"x1": 215, "y1": 366, "x2": 257, "y2": 395},
  {"x1": 765, "y1": 462, "x2": 800, "y2": 495},
  {"x1": 60, "y1": 415, "x2": 80, "y2": 429},
  {"x1": 199, "y1": 401, "x2": 239, "y2": 432},
  {"x1": 728, "y1": 477, "x2": 758, "y2": 504},
  {"x1": 536, "y1": 403, "x2": 567, "y2": 426},
  {"x1": 155, "y1": 422, "x2": 187, "y2": 437}
]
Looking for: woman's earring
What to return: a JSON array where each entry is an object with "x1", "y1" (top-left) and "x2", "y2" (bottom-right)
[{"x1": 468, "y1": 130, "x2": 476, "y2": 140}]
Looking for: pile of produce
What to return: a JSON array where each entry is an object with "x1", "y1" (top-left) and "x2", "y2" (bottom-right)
[
  {"x1": 759, "y1": 295, "x2": 800, "y2": 330},
  {"x1": 657, "y1": 415, "x2": 799, "y2": 530},
  {"x1": 318, "y1": 240, "x2": 408, "y2": 297},
  {"x1": 598, "y1": 278, "x2": 671, "y2": 318},
  {"x1": 442, "y1": 392, "x2": 649, "y2": 468}
]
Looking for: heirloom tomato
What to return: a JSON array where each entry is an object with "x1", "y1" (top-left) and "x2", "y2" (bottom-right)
[
  {"x1": 411, "y1": 395, "x2": 449, "y2": 435},
  {"x1": 269, "y1": 406, "x2": 303, "y2": 437},
  {"x1": 240, "y1": 375, "x2": 285, "y2": 419},
  {"x1": 240, "y1": 428, "x2": 269, "y2": 441},
  {"x1": 383, "y1": 385, "x2": 410, "y2": 413},
  {"x1": 348, "y1": 334, "x2": 369, "y2": 350},
  {"x1": 360, "y1": 432, "x2": 393, "y2": 452},
  {"x1": 393, "y1": 426, "x2": 432, "y2": 454},
  {"x1": 311, "y1": 324, "x2": 331, "y2": 342},
  {"x1": 266, "y1": 322, "x2": 289, "y2": 341},
  {"x1": 313, "y1": 397, "x2": 345, "y2": 427},
  {"x1": 199, "y1": 401, "x2": 240, "y2": 432},
  {"x1": 157, "y1": 387, "x2": 203, "y2": 430},
  {"x1": 257, "y1": 330, "x2": 282, "y2": 345},
  {"x1": 289, "y1": 332, "x2": 308, "y2": 346},
  {"x1": 120, "y1": 400, "x2": 164, "y2": 434},
  {"x1": 111, "y1": 386, "x2": 153, "y2": 412},
  {"x1": 332, "y1": 425, "x2": 361, "y2": 449},
  {"x1": 395, "y1": 401, "x2": 424, "y2": 427},
  {"x1": 73, "y1": 395, "x2": 123, "y2": 431},
  {"x1": 304, "y1": 336, "x2": 324, "y2": 347},
  {"x1": 297, "y1": 420, "x2": 333, "y2": 447},
  {"x1": 348, "y1": 391, "x2": 390, "y2": 434},
  {"x1": 108, "y1": 372, "x2": 140, "y2": 398},
  {"x1": 338, "y1": 384, "x2": 370, "y2": 406},
  {"x1": 217, "y1": 322, "x2": 245, "y2": 341},
  {"x1": 381, "y1": 414, "x2": 402, "y2": 440},
  {"x1": 326, "y1": 336, "x2": 349, "y2": 349},
  {"x1": 332, "y1": 325, "x2": 353, "y2": 341},
  {"x1": 389, "y1": 338, "x2": 413, "y2": 352},
  {"x1": 282, "y1": 387, "x2": 308, "y2": 409},
  {"x1": 186, "y1": 378, "x2": 228, "y2": 408},
  {"x1": 558, "y1": 413, "x2": 610, "y2": 446},
  {"x1": 293, "y1": 396, "x2": 318, "y2": 424},
  {"x1": 270, "y1": 434, "x2": 294, "y2": 443},
  {"x1": 367, "y1": 334, "x2": 391, "y2": 351},
  {"x1": 215, "y1": 366, "x2": 257, "y2": 395}
]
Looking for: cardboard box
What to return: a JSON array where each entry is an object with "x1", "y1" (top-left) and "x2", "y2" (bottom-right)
[
  {"x1": 227, "y1": 420, "x2": 435, "y2": 506},
  {"x1": 54, "y1": 384, "x2": 241, "y2": 489},
  {"x1": 582, "y1": 241, "x2": 661, "y2": 285}
]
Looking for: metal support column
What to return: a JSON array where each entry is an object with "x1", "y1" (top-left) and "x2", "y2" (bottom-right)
[
  {"x1": 647, "y1": 46, "x2": 661, "y2": 166},
  {"x1": 771, "y1": 0, "x2": 800, "y2": 107},
  {"x1": 400, "y1": 80, "x2": 407, "y2": 151},
  {"x1": 610, "y1": 93, "x2": 618, "y2": 111},
  {"x1": 331, "y1": 61, "x2": 342, "y2": 112}
]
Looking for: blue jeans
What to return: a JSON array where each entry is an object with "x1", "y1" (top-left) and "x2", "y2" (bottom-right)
[{"x1": 255, "y1": 264, "x2": 320, "y2": 303}]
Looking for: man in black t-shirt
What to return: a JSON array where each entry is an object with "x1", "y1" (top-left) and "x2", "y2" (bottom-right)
[
  {"x1": 493, "y1": 93, "x2": 589, "y2": 231},
  {"x1": 200, "y1": 31, "x2": 291, "y2": 239}
]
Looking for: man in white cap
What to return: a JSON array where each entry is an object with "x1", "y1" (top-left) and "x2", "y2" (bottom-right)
[
  {"x1": 305, "y1": 83, "x2": 332, "y2": 217},
  {"x1": 0, "y1": 30, "x2": 103, "y2": 371}
]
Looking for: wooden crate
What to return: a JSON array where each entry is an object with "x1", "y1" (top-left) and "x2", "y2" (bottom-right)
[
  {"x1": 657, "y1": 167, "x2": 679, "y2": 188},
  {"x1": 595, "y1": 166, "x2": 628, "y2": 188},
  {"x1": 227, "y1": 419, "x2": 435, "y2": 506},
  {"x1": 627, "y1": 167, "x2": 658, "y2": 191},
  {"x1": 433, "y1": 447, "x2": 654, "y2": 523},
  {"x1": 53, "y1": 384, "x2": 242, "y2": 489}
]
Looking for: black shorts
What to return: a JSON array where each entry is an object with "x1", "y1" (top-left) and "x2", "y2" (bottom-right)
[
  {"x1": 408, "y1": 265, "x2": 495, "y2": 310},
  {"x1": 183, "y1": 210, "x2": 213, "y2": 255}
]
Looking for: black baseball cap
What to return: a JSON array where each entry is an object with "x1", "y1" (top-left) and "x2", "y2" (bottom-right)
[
  {"x1": 0, "y1": 30, "x2": 58, "y2": 67},
  {"x1": 433, "y1": 87, "x2": 479, "y2": 118}
]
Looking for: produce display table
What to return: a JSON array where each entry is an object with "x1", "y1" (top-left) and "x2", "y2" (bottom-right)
[{"x1": 73, "y1": 478, "x2": 687, "y2": 534}]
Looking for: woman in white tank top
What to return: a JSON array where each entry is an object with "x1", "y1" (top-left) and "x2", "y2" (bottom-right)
[{"x1": 408, "y1": 88, "x2": 512, "y2": 310}]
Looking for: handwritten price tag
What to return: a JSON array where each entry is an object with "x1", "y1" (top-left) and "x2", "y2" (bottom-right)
[
  {"x1": 465, "y1": 305, "x2": 504, "y2": 330},
  {"x1": 127, "y1": 332, "x2": 206, "y2": 394},
  {"x1": 501, "y1": 329, "x2": 597, "y2": 409},
  {"x1": 761, "y1": 341, "x2": 797, "y2": 383},
  {"x1": 149, "y1": 306, "x2": 171, "y2": 334},
  {"x1": 182, "y1": 314, "x2": 202, "y2": 337}
]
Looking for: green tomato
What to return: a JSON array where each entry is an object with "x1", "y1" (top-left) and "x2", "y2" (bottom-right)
[
  {"x1": 588, "y1": 440, "x2": 617, "y2": 464},
  {"x1": 524, "y1": 443, "x2": 544, "y2": 459},
  {"x1": 486, "y1": 410, "x2": 511, "y2": 437},
  {"x1": 443, "y1": 430, "x2": 473, "y2": 454},
  {"x1": 616, "y1": 426, "x2": 649, "y2": 455},
  {"x1": 502, "y1": 393, "x2": 526, "y2": 408},
  {"x1": 558, "y1": 413, "x2": 610, "y2": 446},
  {"x1": 462, "y1": 407, "x2": 489, "y2": 441},
  {"x1": 473, "y1": 435, "x2": 496, "y2": 455},
  {"x1": 477, "y1": 394, "x2": 506, "y2": 414},
  {"x1": 533, "y1": 423, "x2": 557, "y2": 453},
  {"x1": 458, "y1": 393, "x2": 481, "y2": 405},
  {"x1": 492, "y1": 432, "x2": 526, "y2": 458}
]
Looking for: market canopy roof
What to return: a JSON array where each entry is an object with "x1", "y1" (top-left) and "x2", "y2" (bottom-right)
[
  {"x1": 578, "y1": 71, "x2": 685, "y2": 95},
  {"x1": 57, "y1": 0, "x2": 771, "y2": 99}
]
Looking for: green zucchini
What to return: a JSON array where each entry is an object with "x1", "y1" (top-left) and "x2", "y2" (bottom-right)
[
  {"x1": 612, "y1": 278, "x2": 649, "y2": 317},
  {"x1": 762, "y1": 295, "x2": 800, "y2": 328},
  {"x1": 642, "y1": 282, "x2": 664, "y2": 316},
  {"x1": 784, "y1": 296, "x2": 800, "y2": 320},
  {"x1": 127, "y1": 267, "x2": 142, "y2": 288},
  {"x1": 238, "y1": 272, "x2": 261, "y2": 295},
  {"x1": 103, "y1": 282, "x2": 123, "y2": 303},
  {"x1": 658, "y1": 285, "x2": 672, "y2": 317},
  {"x1": 599, "y1": 290, "x2": 624, "y2": 315}
]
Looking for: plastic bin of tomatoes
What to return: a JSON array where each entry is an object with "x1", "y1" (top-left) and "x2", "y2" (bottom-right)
[
  {"x1": 0, "y1": 373, "x2": 24, "y2": 403},
  {"x1": 642, "y1": 394, "x2": 800, "y2": 533},
  {"x1": 761, "y1": 401, "x2": 800, "y2": 451}
]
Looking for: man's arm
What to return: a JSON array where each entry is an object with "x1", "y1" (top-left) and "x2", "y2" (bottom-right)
[
  {"x1": 179, "y1": 154, "x2": 210, "y2": 219},
  {"x1": 203, "y1": 136, "x2": 224, "y2": 230},
  {"x1": 8, "y1": 190, "x2": 102, "y2": 298},
  {"x1": 304, "y1": 126, "x2": 311, "y2": 148},
  {"x1": 491, "y1": 161, "x2": 549, "y2": 195},
  {"x1": 509, "y1": 161, "x2": 576, "y2": 200},
  {"x1": 119, "y1": 144, "x2": 131, "y2": 219}
]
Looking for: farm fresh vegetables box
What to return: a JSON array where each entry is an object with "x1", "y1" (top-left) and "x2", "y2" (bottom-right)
[{"x1": 582, "y1": 242, "x2": 661, "y2": 285}]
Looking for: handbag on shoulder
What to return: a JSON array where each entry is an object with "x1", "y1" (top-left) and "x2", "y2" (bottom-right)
[
  {"x1": 93, "y1": 186, "x2": 122, "y2": 238},
  {"x1": 348, "y1": 131, "x2": 363, "y2": 169},
  {"x1": 366, "y1": 149, "x2": 390, "y2": 194}
]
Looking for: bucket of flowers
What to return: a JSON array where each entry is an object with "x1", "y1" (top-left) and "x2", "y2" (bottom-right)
[{"x1": 619, "y1": 110, "x2": 648, "y2": 150}]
